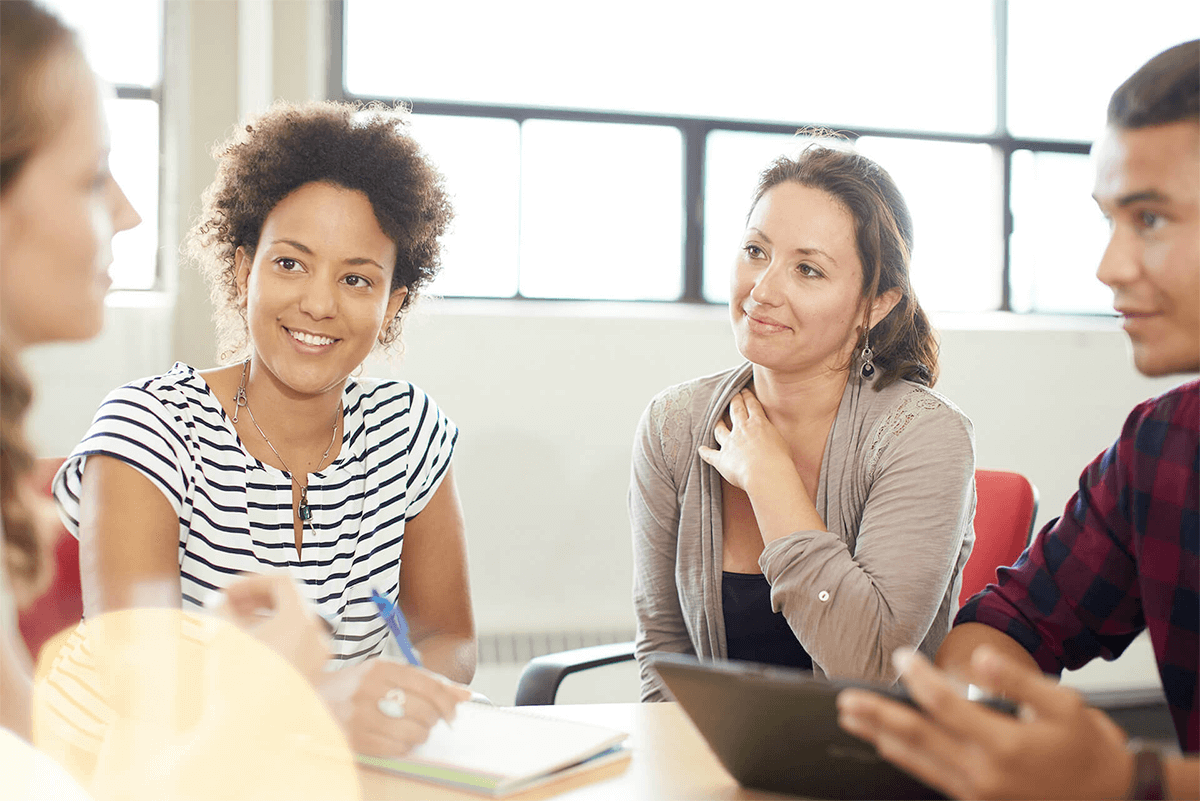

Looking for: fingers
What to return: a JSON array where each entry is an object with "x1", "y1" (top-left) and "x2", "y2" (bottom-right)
[
  {"x1": 739, "y1": 388, "x2": 765, "y2": 416},
  {"x1": 219, "y1": 574, "x2": 287, "y2": 620},
  {"x1": 837, "y1": 689, "x2": 969, "y2": 799},
  {"x1": 893, "y1": 647, "x2": 1020, "y2": 747},
  {"x1": 374, "y1": 660, "x2": 470, "y2": 724},
  {"x1": 728, "y1": 391, "x2": 748, "y2": 423},
  {"x1": 712, "y1": 420, "x2": 730, "y2": 446},
  {"x1": 967, "y1": 646, "x2": 1083, "y2": 722}
]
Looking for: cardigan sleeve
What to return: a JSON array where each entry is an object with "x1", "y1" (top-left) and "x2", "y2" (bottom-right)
[
  {"x1": 630, "y1": 393, "x2": 695, "y2": 702},
  {"x1": 760, "y1": 393, "x2": 976, "y2": 684}
]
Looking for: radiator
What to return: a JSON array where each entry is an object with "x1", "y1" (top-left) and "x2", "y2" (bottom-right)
[{"x1": 475, "y1": 630, "x2": 635, "y2": 665}]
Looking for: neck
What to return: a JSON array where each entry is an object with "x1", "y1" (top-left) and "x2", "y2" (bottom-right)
[
  {"x1": 750, "y1": 363, "x2": 849, "y2": 432},
  {"x1": 241, "y1": 359, "x2": 344, "y2": 450}
]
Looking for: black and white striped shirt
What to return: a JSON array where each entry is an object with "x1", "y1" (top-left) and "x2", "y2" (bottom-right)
[{"x1": 53, "y1": 362, "x2": 457, "y2": 665}]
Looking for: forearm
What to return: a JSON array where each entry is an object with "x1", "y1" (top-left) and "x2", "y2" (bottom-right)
[
  {"x1": 1165, "y1": 755, "x2": 1198, "y2": 800},
  {"x1": 935, "y1": 622, "x2": 1041, "y2": 678},
  {"x1": 412, "y1": 632, "x2": 475, "y2": 685},
  {"x1": 745, "y1": 469, "x2": 826, "y2": 543}
]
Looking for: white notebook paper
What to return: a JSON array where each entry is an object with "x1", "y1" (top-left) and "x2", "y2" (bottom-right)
[{"x1": 357, "y1": 703, "x2": 630, "y2": 796}]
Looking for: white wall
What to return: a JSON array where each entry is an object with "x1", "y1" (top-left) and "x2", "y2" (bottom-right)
[{"x1": 21, "y1": 0, "x2": 1184, "y2": 702}]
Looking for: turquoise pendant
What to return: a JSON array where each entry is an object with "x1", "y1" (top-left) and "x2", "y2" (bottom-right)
[{"x1": 298, "y1": 487, "x2": 313, "y2": 522}]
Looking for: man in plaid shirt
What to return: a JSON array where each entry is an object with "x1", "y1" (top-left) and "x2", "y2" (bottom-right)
[{"x1": 838, "y1": 41, "x2": 1199, "y2": 800}]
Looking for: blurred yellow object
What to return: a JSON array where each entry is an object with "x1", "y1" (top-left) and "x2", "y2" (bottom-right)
[{"x1": 31, "y1": 608, "x2": 359, "y2": 801}]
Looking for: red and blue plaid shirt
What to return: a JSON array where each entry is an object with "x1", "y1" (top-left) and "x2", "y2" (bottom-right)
[{"x1": 957, "y1": 380, "x2": 1199, "y2": 752}]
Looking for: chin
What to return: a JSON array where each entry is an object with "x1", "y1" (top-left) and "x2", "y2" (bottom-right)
[{"x1": 1131, "y1": 345, "x2": 1200, "y2": 378}]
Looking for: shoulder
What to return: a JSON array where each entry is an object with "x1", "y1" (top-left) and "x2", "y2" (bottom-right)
[
  {"x1": 864, "y1": 381, "x2": 974, "y2": 466},
  {"x1": 346, "y1": 376, "x2": 420, "y2": 414},
  {"x1": 346, "y1": 377, "x2": 455, "y2": 437},
  {"x1": 644, "y1": 364, "x2": 748, "y2": 433},
  {"x1": 1122, "y1": 379, "x2": 1199, "y2": 439},
  {"x1": 872, "y1": 380, "x2": 973, "y2": 436},
  {"x1": 1106, "y1": 379, "x2": 1199, "y2": 482},
  {"x1": 96, "y1": 362, "x2": 218, "y2": 426}
]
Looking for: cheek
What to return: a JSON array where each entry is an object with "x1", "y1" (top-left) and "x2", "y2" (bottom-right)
[{"x1": 88, "y1": 195, "x2": 114, "y2": 266}]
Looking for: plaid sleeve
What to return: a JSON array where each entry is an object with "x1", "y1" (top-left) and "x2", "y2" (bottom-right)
[{"x1": 956, "y1": 403, "x2": 1156, "y2": 675}]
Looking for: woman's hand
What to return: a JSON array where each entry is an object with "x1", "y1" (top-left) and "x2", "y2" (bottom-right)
[
  {"x1": 837, "y1": 647, "x2": 1135, "y2": 800},
  {"x1": 316, "y1": 657, "x2": 472, "y2": 757},
  {"x1": 212, "y1": 574, "x2": 331, "y2": 681},
  {"x1": 698, "y1": 390, "x2": 825, "y2": 541},
  {"x1": 698, "y1": 389, "x2": 796, "y2": 495}
]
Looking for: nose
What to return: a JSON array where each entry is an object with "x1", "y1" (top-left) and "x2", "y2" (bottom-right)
[
  {"x1": 299, "y1": 273, "x2": 337, "y2": 319},
  {"x1": 110, "y1": 177, "x2": 141, "y2": 233},
  {"x1": 748, "y1": 259, "x2": 785, "y2": 306},
  {"x1": 1095, "y1": 224, "x2": 1139, "y2": 292}
]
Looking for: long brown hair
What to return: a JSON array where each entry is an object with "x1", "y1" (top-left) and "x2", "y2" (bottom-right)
[
  {"x1": 1, "y1": 0, "x2": 78, "y2": 603},
  {"x1": 752, "y1": 143, "x2": 939, "y2": 390}
]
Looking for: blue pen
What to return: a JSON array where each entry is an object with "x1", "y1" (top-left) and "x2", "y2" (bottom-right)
[{"x1": 369, "y1": 588, "x2": 423, "y2": 667}]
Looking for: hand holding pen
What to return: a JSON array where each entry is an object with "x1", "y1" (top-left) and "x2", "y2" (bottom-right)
[{"x1": 310, "y1": 588, "x2": 471, "y2": 757}]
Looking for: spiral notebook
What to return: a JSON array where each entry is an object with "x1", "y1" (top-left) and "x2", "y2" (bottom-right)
[{"x1": 356, "y1": 703, "x2": 630, "y2": 796}]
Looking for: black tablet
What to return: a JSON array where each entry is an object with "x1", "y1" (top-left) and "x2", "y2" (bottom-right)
[{"x1": 650, "y1": 653, "x2": 998, "y2": 800}]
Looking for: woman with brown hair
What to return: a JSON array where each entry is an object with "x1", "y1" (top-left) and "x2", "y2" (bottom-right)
[
  {"x1": 0, "y1": 0, "x2": 141, "y2": 739},
  {"x1": 632, "y1": 142, "x2": 976, "y2": 701}
]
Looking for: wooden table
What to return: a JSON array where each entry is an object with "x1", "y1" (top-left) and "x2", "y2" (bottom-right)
[{"x1": 359, "y1": 702, "x2": 800, "y2": 800}]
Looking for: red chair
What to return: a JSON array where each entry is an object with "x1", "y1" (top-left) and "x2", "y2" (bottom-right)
[
  {"x1": 16, "y1": 457, "x2": 81, "y2": 660},
  {"x1": 960, "y1": 469, "x2": 1039, "y2": 607}
]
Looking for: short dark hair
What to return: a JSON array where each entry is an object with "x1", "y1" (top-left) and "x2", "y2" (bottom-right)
[
  {"x1": 1107, "y1": 39, "x2": 1200, "y2": 129},
  {"x1": 187, "y1": 100, "x2": 453, "y2": 360},
  {"x1": 752, "y1": 143, "x2": 938, "y2": 391}
]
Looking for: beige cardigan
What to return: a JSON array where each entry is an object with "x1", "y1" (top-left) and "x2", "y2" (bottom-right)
[{"x1": 631, "y1": 363, "x2": 976, "y2": 701}]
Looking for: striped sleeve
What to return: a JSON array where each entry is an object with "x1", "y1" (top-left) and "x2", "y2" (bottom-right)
[
  {"x1": 401, "y1": 385, "x2": 458, "y2": 521},
  {"x1": 53, "y1": 383, "x2": 194, "y2": 538}
]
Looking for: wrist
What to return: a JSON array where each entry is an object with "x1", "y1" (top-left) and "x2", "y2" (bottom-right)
[{"x1": 1125, "y1": 741, "x2": 1167, "y2": 800}]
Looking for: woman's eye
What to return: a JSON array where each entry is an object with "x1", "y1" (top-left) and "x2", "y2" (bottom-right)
[
  {"x1": 343, "y1": 274, "x2": 371, "y2": 288},
  {"x1": 798, "y1": 263, "x2": 822, "y2": 278},
  {"x1": 743, "y1": 245, "x2": 765, "y2": 258},
  {"x1": 276, "y1": 258, "x2": 300, "y2": 271},
  {"x1": 1138, "y1": 210, "x2": 1163, "y2": 231}
]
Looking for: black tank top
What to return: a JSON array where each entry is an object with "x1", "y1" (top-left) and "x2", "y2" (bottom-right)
[{"x1": 722, "y1": 571, "x2": 813, "y2": 670}]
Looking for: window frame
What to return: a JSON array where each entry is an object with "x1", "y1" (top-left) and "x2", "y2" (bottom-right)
[{"x1": 328, "y1": 0, "x2": 1094, "y2": 311}]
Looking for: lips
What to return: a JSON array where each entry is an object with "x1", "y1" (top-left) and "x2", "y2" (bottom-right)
[
  {"x1": 285, "y1": 327, "x2": 338, "y2": 347},
  {"x1": 743, "y1": 308, "x2": 791, "y2": 331}
]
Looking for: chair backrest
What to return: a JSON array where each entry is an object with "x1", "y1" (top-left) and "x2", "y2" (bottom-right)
[
  {"x1": 959, "y1": 469, "x2": 1038, "y2": 607},
  {"x1": 16, "y1": 457, "x2": 81, "y2": 660}
]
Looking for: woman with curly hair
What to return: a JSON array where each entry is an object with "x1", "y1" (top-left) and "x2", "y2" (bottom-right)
[{"x1": 51, "y1": 100, "x2": 474, "y2": 757}]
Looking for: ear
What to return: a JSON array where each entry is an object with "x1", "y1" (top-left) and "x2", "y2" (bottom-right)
[
  {"x1": 380, "y1": 286, "x2": 409, "y2": 340},
  {"x1": 234, "y1": 246, "x2": 252, "y2": 308},
  {"x1": 868, "y1": 287, "x2": 902, "y2": 329}
]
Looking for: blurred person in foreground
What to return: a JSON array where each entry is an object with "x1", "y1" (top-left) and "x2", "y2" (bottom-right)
[
  {"x1": 0, "y1": 3, "x2": 369, "y2": 798},
  {"x1": 838, "y1": 39, "x2": 1199, "y2": 801}
]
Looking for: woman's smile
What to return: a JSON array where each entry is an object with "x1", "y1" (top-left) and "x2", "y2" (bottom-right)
[{"x1": 284, "y1": 326, "x2": 339, "y2": 349}]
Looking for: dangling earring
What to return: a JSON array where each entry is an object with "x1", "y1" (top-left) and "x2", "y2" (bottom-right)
[{"x1": 859, "y1": 331, "x2": 876, "y2": 380}]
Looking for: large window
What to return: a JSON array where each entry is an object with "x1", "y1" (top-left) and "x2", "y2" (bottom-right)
[
  {"x1": 41, "y1": 0, "x2": 162, "y2": 291},
  {"x1": 336, "y1": 0, "x2": 1198, "y2": 312}
]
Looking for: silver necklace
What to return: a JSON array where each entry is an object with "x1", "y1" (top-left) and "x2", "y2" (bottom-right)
[{"x1": 232, "y1": 359, "x2": 341, "y2": 523}]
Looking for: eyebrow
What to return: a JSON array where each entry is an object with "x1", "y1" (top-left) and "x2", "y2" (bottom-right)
[
  {"x1": 747, "y1": 228, "x2": 839, "y2": 267},
  {"x1": 270, "y1": 238, "x2": 385, "y2": 271}
]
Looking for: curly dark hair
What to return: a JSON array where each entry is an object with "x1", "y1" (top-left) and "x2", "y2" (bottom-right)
[
  {"x1": 753, "y1": 142, "x2": 939, "y2": 391},
  {"x1": 186, "y1": 100, "x2": 453, "y2": 361}
]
